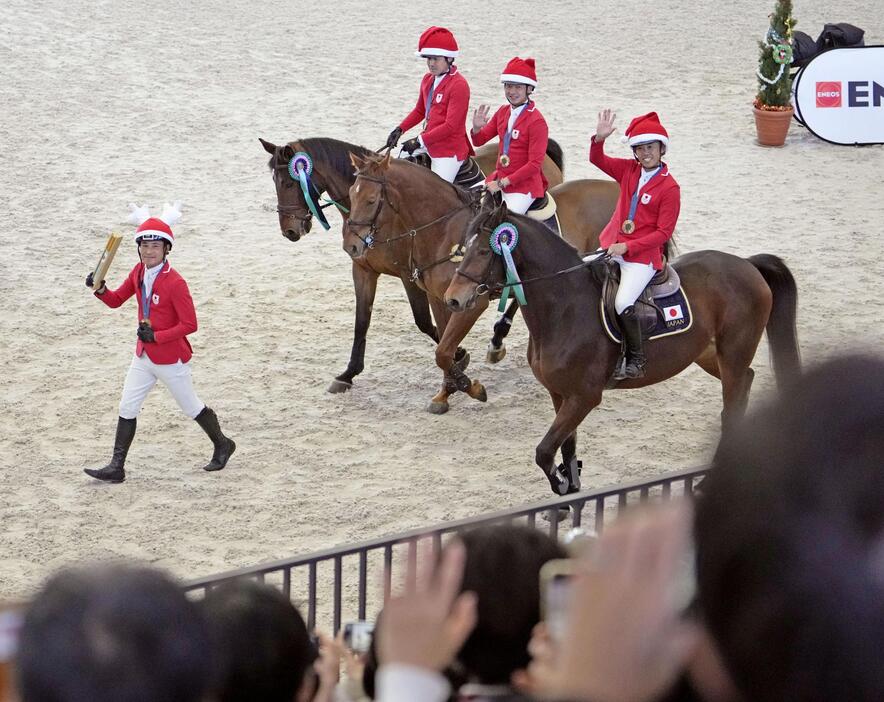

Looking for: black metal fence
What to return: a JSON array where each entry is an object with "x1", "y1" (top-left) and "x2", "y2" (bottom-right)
[{"x1": 183, "y1": 466, "x2": 707, "y2": 632}]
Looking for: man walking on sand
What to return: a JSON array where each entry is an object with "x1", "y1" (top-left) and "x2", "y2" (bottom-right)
[{"x1": 84, "y1": 203, "x2": 235, "y2": 483}]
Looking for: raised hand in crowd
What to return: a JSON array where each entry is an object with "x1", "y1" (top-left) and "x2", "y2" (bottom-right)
[
  {"x1": 312, "y1": 631, "x2": 343, "y2": 702},
  {"x1": 595, "y1": 108, "x2": 617, "y2": 141},
  {"x1": 521, "y1": 501, "x2": 700, "y2": 702},
  {"x1": 378, "y1": 539, "x2": 477, "y2": 672},
  {"x1": 472, "y1": 104, "x2": 492, "y2": 132}
]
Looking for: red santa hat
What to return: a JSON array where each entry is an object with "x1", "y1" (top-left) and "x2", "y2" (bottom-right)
[
  {"x1": 500, "y1": 57, "x2": 537, "y2": 87},
  {"x1": 415, "y1": 26, "x2": 459, "y2": 58},
  {"x1": 127, "y1": 201, "x2": 183, "y2": 247},
  {"x1": 622, "y1": 111, "x2": 669, "y2": 148}
]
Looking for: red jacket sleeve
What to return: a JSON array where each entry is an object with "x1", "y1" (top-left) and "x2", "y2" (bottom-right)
[
  {"x1": 589, "y1": 136, "x2": 632, "y2": 183},
  {"x1": 398, "y1": 77, "x2": 429, "y2": 132},
  {"x1": 507, "y1": 117, "x2": 548, "y2": 190},
  {"x1": 421, "y1": 78, "x2": 469, "y2": 149},
  {"x1": 470, "y1": 106, "x2": 504, "y2": 148},
  {"x1": 153, "y1": 278, "x2": 198, "y2": 345},
  {"x1": 626, "y1": 186, "x2": 681, "y2": 257},
  {"x1": 97, "y1": 271, "x2": 136, "y2": 309}
]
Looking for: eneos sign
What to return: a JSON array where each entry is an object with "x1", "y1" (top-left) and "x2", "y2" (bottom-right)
[{"x1": 794, "y1": 46, "x2": 884, "y2": 145}]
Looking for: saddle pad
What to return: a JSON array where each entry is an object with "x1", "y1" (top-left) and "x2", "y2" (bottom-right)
[
  {"x1": 527, "y1": 192, "x2": 557, "y2": 220},
  {"x1": 601, "y1": 288, "x2": 693, "y2": 344}
]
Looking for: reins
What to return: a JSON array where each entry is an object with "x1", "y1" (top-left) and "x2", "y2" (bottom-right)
[{"x1": 348, "y1": 171, "x2": 475, "y2": 281}]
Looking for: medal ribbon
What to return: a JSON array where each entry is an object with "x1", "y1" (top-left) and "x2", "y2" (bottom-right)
[
  {"x1": 141, "y1": 267, "x2": 159, "y2": 320},
  {"x1": 502, "y1": 102, "x2": 529, "y2": 162},
  {"x1": 626, "y1": 165, "x2": 662, "y2": 223},
  {"x1": 423, "y1": 74, "x2": 446, "y2": 122},
  {"x1": 296, "y1": 166, "x2": 331, "y2": 230}
]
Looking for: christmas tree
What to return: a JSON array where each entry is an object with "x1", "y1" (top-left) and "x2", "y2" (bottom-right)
[{"x1": 755, "y1": 0, "x2": 797, "y2": 109}]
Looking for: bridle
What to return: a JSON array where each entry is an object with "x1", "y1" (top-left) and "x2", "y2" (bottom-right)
[
  {"x1": 454, "y1": 214, "x2": 608, "y2": 297},
  {"x1": 273, "y1": 151, "x2": 349, "y2": 230},
  {"x1": 346, "y1": 171, "x2": 476, "y2": 281}
]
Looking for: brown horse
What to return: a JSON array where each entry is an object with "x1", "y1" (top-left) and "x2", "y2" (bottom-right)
[
  {"x1": 259, "y1": 136, "x2": 567, "y2": 393},
  {"x1": 344, "y1": 151, "x2": 619, "y2": 413},
  {"x1": 444, "y1": 199, "x2": 801, "y2": 494}
]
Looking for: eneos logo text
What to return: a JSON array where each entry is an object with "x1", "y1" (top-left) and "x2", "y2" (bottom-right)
[{"x1": 816, "y1": 81, "x2": 842, "y2": 107}]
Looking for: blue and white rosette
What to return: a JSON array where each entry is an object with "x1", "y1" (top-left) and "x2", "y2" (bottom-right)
[
  {"x1": 490, "y1": 222, "x2": 526, "y2": 311},
  {"x1": 288, "y1": 151, "x2": 331, "y2": 230}
]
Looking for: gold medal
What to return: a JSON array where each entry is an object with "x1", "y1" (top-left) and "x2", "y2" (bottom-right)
[
  {"x1": 499, "y1": 154, "x2": 511, "y2": 168},
  {"x1": 621, "y1": 219, "x2": 636, "y2": 235}
]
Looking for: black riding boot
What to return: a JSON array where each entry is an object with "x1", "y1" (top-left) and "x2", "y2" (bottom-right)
[
  {"x1": 84, "y1": 417, "x2": 136, "y2": 483},
  {"x1": 618, "y1": 306, "x2": 647, "y2": 379},
  {"x1": 194, "y1": 407, "x2": 236, "y2": 471}
]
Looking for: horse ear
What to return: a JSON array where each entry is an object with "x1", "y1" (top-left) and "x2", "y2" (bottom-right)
[
  {"x1": 380, "y1": 150, "x2": 392, "y2": 170},
  {"x1": 282, "y1": 144, "x2": 295, "y2": 161},
  {"x1": 259, "y1": 138, "x2": 277, "y2": 155},
  {"x1": 349, "y1": 152, "x2": 366, "y2": 170},
  {"x1": 494, "y1": 200, "x2": 509, "y2": 225}
]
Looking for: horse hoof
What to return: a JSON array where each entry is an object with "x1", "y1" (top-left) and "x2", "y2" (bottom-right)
[
  {"x1": 468, "y1": 381, "x2": 487, "y2": 403},
  {"x1": 327, "y1": 379, "x2": 353, "y2": 394},
  {"x1": 486, "y1": 344, "x2": 507, "y2": 364},
  {"x1": 427, "y1": 400, "x2": 450, "y2": 415}
]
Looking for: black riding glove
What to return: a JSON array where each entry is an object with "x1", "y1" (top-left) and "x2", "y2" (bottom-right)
[
  {"x1": 401, "y1": 137, "x2": 421, "y2": 154},
  {"x1": 386, "y1": 127, "x2": 403, "y2": 149},
  {"x1": 86, "y1": 272, "x2": 106, "y2": 294},
  {"x1": 137, "y1": 323, "x2": 156, "y2": 343}
]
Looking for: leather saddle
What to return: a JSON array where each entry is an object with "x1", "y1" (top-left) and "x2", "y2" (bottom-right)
[
  {"x1": 592, "y1": 259, "x2": 682, "y2": 336},
  {"x1": 525, "y1": 192, "x2": 560, "y2": 235},
  {"x1": 405, "y1": 153, "x2": 485, "y2": 190}
]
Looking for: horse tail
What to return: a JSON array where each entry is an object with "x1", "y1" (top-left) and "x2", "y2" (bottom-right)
[
  {"x1": 545, "y1": 138, "x2": 564, "y2": 174},
  {"x1": 747, "y1": 254, "x2": 801, "y2": 389}
]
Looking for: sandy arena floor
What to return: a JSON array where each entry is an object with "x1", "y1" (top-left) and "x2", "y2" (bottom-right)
[{"x1": 1, "y1": 0, "x2": 882, "y2": 600}]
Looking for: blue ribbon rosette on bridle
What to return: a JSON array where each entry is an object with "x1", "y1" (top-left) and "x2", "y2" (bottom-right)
[
  {"x1": 490, "y1": 222, "x2": 526, "y2": 311},
  {"x1": 288, "y1": 151, "x2": 332, "y2": 230}
]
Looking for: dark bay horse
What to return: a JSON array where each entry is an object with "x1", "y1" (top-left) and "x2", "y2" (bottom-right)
[
  {"x1": 345, "y1": 152, "x2": 619, "y2": 413},
  {"x1": 444, "y1": 200, "x2": 801, "y2": 494},
  {"x1": 259, "y1": 136, "x2": 566, "y2": 393}
]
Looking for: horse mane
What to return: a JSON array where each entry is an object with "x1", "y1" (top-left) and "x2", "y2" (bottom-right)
[{"x1": 266, "y1": 137, "x2": 375, "y2": 171}]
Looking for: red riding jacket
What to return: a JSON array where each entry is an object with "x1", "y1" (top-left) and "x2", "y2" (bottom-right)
[
  {"x1": 97, "y1": 261, "x2": 197, "y2": 364},
  {"x1": 471, "y1": 101, "x2": 549, "y2": 197},
  {"x1": 589, "y1": 136, "x2": 680, "y2": 270},
  {"x1": 399, "y1": 65, "x2": 473, "y2": 161}
]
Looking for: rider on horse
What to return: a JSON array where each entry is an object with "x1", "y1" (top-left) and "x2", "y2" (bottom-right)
[
  {"x1": 470, "y1": 57, "x2": 549, "y2": 215},
  {"x1": 385, "y1": 26, "x2": 473, "y2": 184},
  {"x1": 590, "y1": 109, "x2": 680, "y2": 380}
]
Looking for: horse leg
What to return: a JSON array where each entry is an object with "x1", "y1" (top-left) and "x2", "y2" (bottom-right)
[
  {"x1": 536, "y1": 392, "x2": 600, "y2": 495},
  {"x1": 693, "y1": 342, "x2": 721, "y2": 378},
  {"x1": 427, "y1": 300, "x2": 487, "y2": 414},
  {"x1": 718, "y1": 363, "x2": 755, "y2": 434},
  {"x1": 401, "y1": 277, "x2": 439, "y2": 344},
  {"x1": 329, "y1": 262, "x2": 378, "y2": 393},
  {"x1": 558, "y1": 433, "x2": 582, "y2": 493},
  {"x1": 487, "y1": 299, "x2": 520, "y2": 364}
]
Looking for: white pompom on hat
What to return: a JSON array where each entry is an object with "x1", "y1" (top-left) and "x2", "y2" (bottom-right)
[
  {"x1": 415, "y1": 26, "x2": 459, "y2": 58},
  {"x1": 127, "y1": 201, "x2": 183, "y2": 247},
  {"x1": 620, "y1": 112, "x2": 670, "y2": 148},
  {"x1": 500, "y1": 57, "x2": 537, "y2": 87}
]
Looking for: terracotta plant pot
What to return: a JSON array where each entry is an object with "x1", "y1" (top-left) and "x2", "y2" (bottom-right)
[{"x1": 753, "y1": 105, "x2": 794, "y2": 147}]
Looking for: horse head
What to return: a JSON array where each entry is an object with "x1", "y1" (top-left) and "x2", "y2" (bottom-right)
[
  {"x1": 344, "y1": 150, "x2": 397, "y2": 259},
  {"x1": 260, "y1": 137, "x2": 315, "y2": 242},
  {"x1": 445, "y1": 195, "x2": 510, "y2": 312}
]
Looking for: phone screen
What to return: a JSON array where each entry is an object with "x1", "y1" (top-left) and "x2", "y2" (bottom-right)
[{"x1": 343, "y1": 620, "x2": 374, "y2": 654}]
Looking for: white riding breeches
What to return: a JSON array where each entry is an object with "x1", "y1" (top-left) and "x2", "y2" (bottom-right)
[
  {"x1": 613, "y1": 257, "x2": 657, "y2": 314},
  {"x1": 501, "y1": 191, "x2": 534, "y2": 215},
  {"x1": 118, "y1": 354, "x2": 205, "y2": 420},
  {"x1": 430, "y1": 156, "x2": 464, "y2": 183}
]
